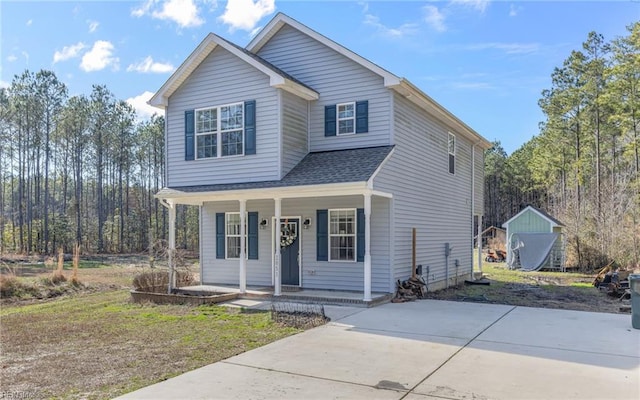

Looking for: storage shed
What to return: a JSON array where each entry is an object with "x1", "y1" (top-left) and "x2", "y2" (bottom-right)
[{"x1": 502, "y1": 206, "x2": 565, "y2": 271}]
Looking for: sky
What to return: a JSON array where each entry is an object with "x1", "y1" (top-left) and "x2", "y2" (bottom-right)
[{"x1": 1, "y1": 1, "x2": 638, "y2": 155}]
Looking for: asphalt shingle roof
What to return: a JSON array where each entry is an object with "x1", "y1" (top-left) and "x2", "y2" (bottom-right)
[{"x1": 158, "y1": 146, "x2": 394, "y2": 196}]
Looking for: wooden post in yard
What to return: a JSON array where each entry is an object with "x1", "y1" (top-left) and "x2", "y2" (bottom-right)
[{"x1": 412, "y1": 228, "x2": 417, "y2": 279}]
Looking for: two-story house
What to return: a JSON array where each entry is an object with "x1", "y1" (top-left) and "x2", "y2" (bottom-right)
[{"x1": 149, "y1": 13, "x2": 491, "y2": 302}]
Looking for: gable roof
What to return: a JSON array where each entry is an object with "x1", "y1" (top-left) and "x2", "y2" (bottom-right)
[
  {"x1": 148, "y1": 33, "x2": 318, "y2": 107},
  {"x1": 502, "y1": 205, "x2": 564, "y2": 228},
  {"x1": 247, "y1": 13, "x2": 492, "y2": 150},
  {"x1": 156, "y1": 146, "x2": 395, "y2": 203}
]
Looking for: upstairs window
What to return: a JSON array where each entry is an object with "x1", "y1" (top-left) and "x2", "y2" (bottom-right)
[
  {"x1": 337, "y1": 103, "x2": 355, "y2": 135},
  {"x1": 196, "y1": 102, "x2": 244, "y2": 159},
  {"x1": 448, "y1": 132, "x2": 456, "y2": 174},
  {"x1": 324, "y1": 100, "x2": 368, "y2": 137}
]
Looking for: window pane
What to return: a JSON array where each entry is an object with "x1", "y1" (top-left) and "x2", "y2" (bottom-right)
[
  {"x1": 196, "y1": 109, "x2": 217, "y2": 133},
  {"x1": 339, "y1": 120, "x2": 354, "y2": 135},
  {"x1": 221, "y1": 130, "x2": 244, "y2": 157},
  {"x1": 197, "y1": 134, "x2": 217, "y2": 158},
  {"x1": 226, "y1": 214, "x2": 241, "y2": 235},
  {"x1": 338, "y1": 104, "x2": 354, "y2": 118},
  {"x1": 221, "y1": 104, "x2": 243, "y2": 131},
  {"x1": 227, "y1": 237, "x2": 241, "y2": 258},
  {"x1": 330, "y1": 236, "x2": 354, "y2": 261}
]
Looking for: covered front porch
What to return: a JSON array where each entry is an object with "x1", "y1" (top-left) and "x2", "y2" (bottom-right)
[
  {"x1": 176, "y1": 284, "x2": 393, "y2": 307},
  {"x1": 156, "y1": 146, "x2": 396, "y2": 302}
]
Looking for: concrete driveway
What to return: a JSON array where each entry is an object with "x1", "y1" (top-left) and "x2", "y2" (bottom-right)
[{"x1": 117, "y1": 300, "x2": 640, "y2": 400}]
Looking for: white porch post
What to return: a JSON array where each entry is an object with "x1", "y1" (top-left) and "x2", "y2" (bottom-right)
[
  {"x1": 477, "y1": 214, "x2": 483, "y2": 278},
  {"x1": 274, "y1": 198, "x2": 282, "y2": 296},
  {"x1": 167, "y1": 202, "x2": 176, "y2": 294},
  {"x1": 239, "y1": 199, "x2": 247, "y2": 294},
  {"x1": 364, "y1": 193, "x2": 372, "y2": 302}
]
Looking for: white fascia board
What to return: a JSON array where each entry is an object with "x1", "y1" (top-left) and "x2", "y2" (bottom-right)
[
  {"x1": 274, "y1": 79, "x2": 319, "y2": 101},
  {"x1": 155, "y1": 182, "x2": 392, "y2": 205},
  {"x1": 391, "y1": 79, "x2": 492, "y2": 150},
  {"x1": 247, "y1": 13, "x2": 401, "y2": 88}
]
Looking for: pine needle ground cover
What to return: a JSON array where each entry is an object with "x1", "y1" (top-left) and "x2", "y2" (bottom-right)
[{"x1": 0, "y1": 290, "x2": 300, "y2": 400}]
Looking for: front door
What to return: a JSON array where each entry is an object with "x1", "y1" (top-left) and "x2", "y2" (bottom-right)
[{"x1": 279, "y1": 218, "x2": 300, "y2": 286}]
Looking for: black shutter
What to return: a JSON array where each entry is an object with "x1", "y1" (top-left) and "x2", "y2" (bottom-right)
[
  {"x1": 355, "y1": 101, "x2": 368, "y2": 134},
  {"x1": 316, "y1": 209, "x2": 328, "y2": 261},
  {"x1": 216, "y1": 213, "x2": 225, "y2": 259},
  {"x1": 449, "y1": 154, "x2": 455, "y2": 174},
  {"x1": 324, "y1": 105, "x2": 336, "y2": 137},
  {"x1": 185, "y1": 110, "x2": 195, "y2": 160},
  {"x1": 357, "y1": 208, "x2": 365, "y2": 262},
  {"x1": 244, "y1": 100, "x2": 256, "y2": 155},
  {"x1": 248, "y1": 211, "x2": 258, "y2": 260}
]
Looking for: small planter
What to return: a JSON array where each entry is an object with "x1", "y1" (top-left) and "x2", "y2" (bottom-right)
[{"x1": 130, "y1": 289, "x2": 238, "y2": 305}]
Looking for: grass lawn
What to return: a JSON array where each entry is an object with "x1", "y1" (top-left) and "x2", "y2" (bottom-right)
[{"x1": 1, "y1": 289, "x2": 300, "y2": 400}]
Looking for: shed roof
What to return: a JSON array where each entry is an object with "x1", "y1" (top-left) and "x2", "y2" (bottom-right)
[{"x1": 502, "y1": 205, "x2": 564, "y2": 228}]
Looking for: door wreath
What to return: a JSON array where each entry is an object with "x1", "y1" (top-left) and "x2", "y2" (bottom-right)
[{"x1": 280, "y1": 224, "x2": 297, "y2": 248}]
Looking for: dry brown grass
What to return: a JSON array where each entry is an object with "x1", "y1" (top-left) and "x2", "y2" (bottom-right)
[{"x1": 0, "y1": 259, "x2": 301, "y2": 400}]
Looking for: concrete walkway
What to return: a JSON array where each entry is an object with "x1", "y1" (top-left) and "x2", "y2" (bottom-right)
[{"x1": 117, "y1": 300, "x2": 640, "y2": 400}]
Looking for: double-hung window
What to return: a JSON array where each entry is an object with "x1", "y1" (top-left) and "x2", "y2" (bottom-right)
[
  {"x1": 329, "y1": 209, "x2": 356, "y2": 261},
  {"x1": 337, "y1": 102, "x2": 355, "y2": 135},
  {"x1": 195, "y1": 102, "x2": 244, "y2": 159},
  {"x1": 448, "y1": 132, "x2": 456, "y2": 174},
  {"x1": 225, "y1": 212, "x2": 247, "y2": 259}
]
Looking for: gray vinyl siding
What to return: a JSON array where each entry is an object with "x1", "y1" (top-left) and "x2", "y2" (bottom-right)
[
  {"x1": 166, "y1": 46, "x2": 280, "y2": 187},
  {"x1": 373, "y1": 93, "x2": 474, "y2": 286},
  {"x1": 281, "y1": 91, "x2": 308, "y2": 177},
  {"x1": 256, "y1": 25, "x2": 392, "y2": 152},
  {"x1": 200, "y1": 196, "x2": 391, "y2": 293}
]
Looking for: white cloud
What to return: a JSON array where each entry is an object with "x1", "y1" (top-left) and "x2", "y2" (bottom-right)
[
  {"x1": 363, "y1": 14, "x2": 418, "y2": 38},
  {"x1": 88, "y1": 20, "x2": 99, "y2": 33},
  {"x1": 219, "y1": 0, "x2": 275, "y2": 32},
  {"x1": 126, "y1": 91, "x2": 164, "y2": 120},
  {"x1": 450, "y1": 0, "x2": 490, "y2": 13},
  {"x1": 423, "y1": 5, "x2": 446, "y2": 32},
  {"x1": 127, "y1": 56, "x2": 175, "y2": 73},
  {"x1": 7, "y1": 55, "x2": 17, "y2": 62},
  {"x1": 26, "y1": 19, "x2": 32, "y2": 26},
  {"x1": 53, "y1": 42, "x2": 86, "y2": 64},
  {"x1": 0, "y1": 80, "x2": 10, "y2": 89},
  {"x1": 466, "y1": 42, "x2": 540, "y2": 55},
  {"x1": 509, "y1": 4, "x2": 522, "y2": 17},
  {"x1": 80, "y1": 40, "x2": 119, "y2": 72},
  {"x1": 132, "y1": 0, "x2": 205, "y2": 28}
]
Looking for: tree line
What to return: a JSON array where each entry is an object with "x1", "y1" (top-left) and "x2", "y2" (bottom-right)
[
  {"x1": 484, "y1": 23, "x2": 639, "y2": 270},
  {"x1": 0, "y1": 71, "x2": 198, "y2": 255}
]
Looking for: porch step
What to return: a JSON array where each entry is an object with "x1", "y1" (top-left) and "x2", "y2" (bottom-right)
[
  {"x1": 244, "y1": 292, "x2": 394, "y2": 308},
  {"x1": 281, "y1": 285, "x2": 302, "y2": 292}
]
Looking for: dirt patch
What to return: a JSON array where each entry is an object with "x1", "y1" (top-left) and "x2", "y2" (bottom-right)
[{"x1": 424, "y1": 264, "x2": 630, "y2": 314}]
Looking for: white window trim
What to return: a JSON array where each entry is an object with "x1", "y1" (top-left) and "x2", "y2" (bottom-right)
[
  {"x1": 225, "y1": 212, "x2": 248, "y2": 260},
  {"x1": 195, "y1": 102, "x2": 245, "y2": 160},
  {"x1": 448, "y1": 132, "x2": 456, "y2": 174},
  {"x1": 336, "y1": 102, "x2": 356, "y2": 136},
  {"x1": 328, "y1": 208, "x2": 357, "y2": 263}
]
